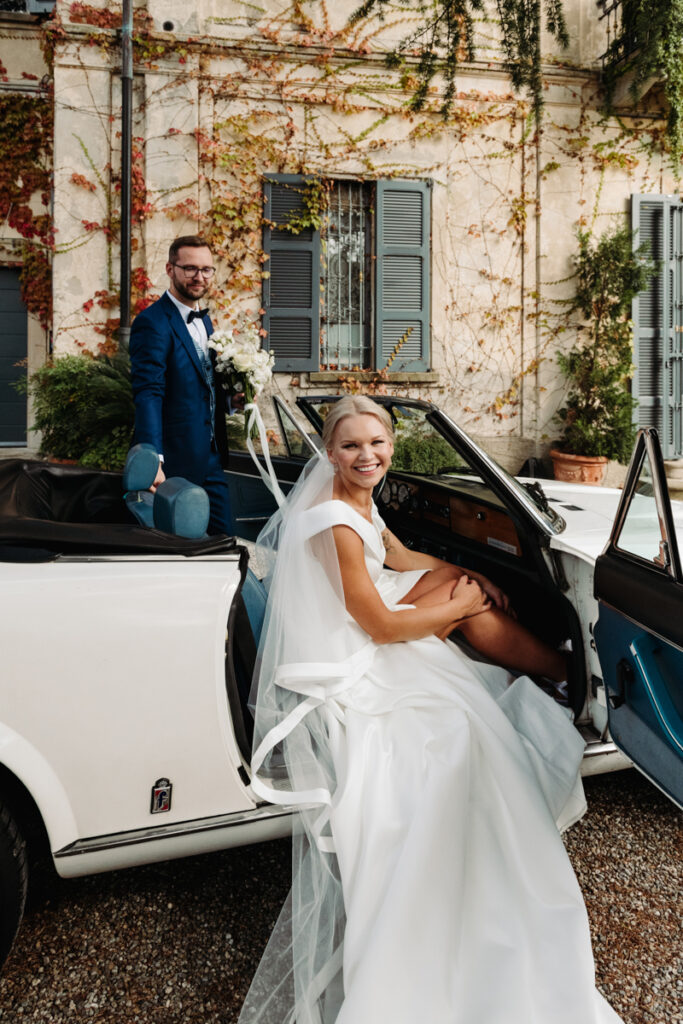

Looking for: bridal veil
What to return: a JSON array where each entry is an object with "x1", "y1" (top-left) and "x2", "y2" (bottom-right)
[{"x1": 240, "y1": 452, "x2": 366, "y2": 1024}]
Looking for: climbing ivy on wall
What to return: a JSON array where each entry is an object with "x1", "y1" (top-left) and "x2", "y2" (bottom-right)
[
  {"x1": 602, "y1": 0, "x2": 683, "y2": 168},
  {"x1": 0, "y1": 89, "x2": 53, "y2": 327},
  {"x1": 351, "y1": 0, "x2": 568, "y2": 122}
]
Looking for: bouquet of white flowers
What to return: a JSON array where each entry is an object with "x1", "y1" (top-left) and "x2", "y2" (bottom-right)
[{"x1": 208, "y1": 324, "x2": 274, "y2": 435}]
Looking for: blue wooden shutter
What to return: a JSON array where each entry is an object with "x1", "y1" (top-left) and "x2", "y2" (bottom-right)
[
  {"x1": 632, "y1": 194, "x2": 683, "y2": 457},
  {"x1": 263, "y1": 176, "x2": 320, "y2": 372},
  {"x1": 375, "y1": 180, "x2": 431, "y2": 371}
]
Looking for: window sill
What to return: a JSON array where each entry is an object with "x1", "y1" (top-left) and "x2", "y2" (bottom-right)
[
  {"x1": 307, "y1": 371, "x2": 439, "y2": 384},
  {"x1": 0, "y1": 12, "x2": 41, "y2": 25}
]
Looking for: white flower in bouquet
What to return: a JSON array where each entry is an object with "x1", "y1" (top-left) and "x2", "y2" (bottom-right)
[
  {"x1": 208, "y1": 323, "x2": 274, "y2": 436},
  {"x1": 209, "y1": 325, "x2": 274, "y2": 400}
]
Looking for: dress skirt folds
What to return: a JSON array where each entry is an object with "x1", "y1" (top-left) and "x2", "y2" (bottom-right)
[{"x1": 241, "y1": 492, "x2": 624, "y2": 1024}]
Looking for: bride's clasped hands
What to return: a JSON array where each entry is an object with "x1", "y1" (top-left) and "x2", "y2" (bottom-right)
[{"x1": 239, "y1": 395, "x2": 625, "y2": 1024}]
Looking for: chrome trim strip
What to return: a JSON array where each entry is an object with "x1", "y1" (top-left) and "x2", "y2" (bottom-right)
[
  {"x1": 582, "y1": 739, "x2": 619, "y2": 758},
  {"x1": 54, "y1": 804, "x2": 298, "y2": 858},
  {"x1": 622, "y1": 759, "x2": 683, "y2": 811}
]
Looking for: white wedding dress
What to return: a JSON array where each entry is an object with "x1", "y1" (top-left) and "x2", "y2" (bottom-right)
[{"x1": 240, "y1": 466, "x2": 624, "y2": 1024}]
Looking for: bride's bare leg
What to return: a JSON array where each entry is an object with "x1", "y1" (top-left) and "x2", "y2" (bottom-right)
[
  {"x1": 457, "y1": 609, "x2": 567, "y2": 682},
  {"x1": 408, "y1": 577, "x2": 467, "y2": 640},
  {"x1": 402, "y1": 565, "x2": 462, "y2": 605},
  {"x1": 405, "y1": 567, "x2": 567, "y2": 680}
]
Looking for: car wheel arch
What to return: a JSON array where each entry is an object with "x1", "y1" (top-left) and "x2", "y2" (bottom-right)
[{"x1": 0, "y1": 725, "x2": 79, "y2": 858}]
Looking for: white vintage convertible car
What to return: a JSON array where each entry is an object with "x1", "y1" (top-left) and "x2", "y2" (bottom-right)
[{"x1": 0, "y1": 395, "x2": 681, "y2": 967}]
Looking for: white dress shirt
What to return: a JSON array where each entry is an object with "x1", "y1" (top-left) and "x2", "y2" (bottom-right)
[{"x1": 165, "y1": 289, "x2": 209, "y2": 358}]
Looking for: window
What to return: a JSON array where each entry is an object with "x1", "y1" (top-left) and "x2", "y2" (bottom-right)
[
  {"x1": 615, "y1": 444, "x2": 669, "y2": 568},
  {"x1": 632, "y1": 194, "x2": 683, "y2": 458},
  {"x1": 262, "y1": 176, "x2": 431, "y2": 373},
  {"x1": 0, "y1": 0, "x2": 55, "y2": 11}
]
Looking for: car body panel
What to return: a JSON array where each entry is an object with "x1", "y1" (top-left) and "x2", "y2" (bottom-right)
[
  {"x1": 0, "y1": 554, "x2": 256, "y2": 848},
  {"x1": 0, "y1": 720, "x2": 79, "y2": 852}
]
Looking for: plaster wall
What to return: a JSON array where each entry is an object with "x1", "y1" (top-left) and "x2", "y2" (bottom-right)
[{"x1": 48, "y1": 0, "x2": 677, "y2": 465}]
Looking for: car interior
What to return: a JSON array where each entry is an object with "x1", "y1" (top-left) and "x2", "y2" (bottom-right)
[{"x1": 0, "y1": 458, "x2": 235, "y2": 558}]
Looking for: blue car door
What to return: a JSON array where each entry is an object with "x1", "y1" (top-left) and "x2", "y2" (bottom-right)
[
  {"x1": 593, "y1": 429, "x2": 683, "y2": 808},
  {"x1": 224, "y1": 397, "x2": 318, "y2": 540}
]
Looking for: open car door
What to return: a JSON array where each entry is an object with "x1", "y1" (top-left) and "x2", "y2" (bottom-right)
[
  {"x1": 224, "y1": 397, "x2": 319, "y2": 540},
  {"x1": 593, "y1": 429, "x2": 683, "y2": 808}
]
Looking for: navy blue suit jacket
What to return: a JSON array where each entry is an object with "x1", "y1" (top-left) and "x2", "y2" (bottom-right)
[{"x1": 129, "y1": 292, "x2": 229, "y2": 484}]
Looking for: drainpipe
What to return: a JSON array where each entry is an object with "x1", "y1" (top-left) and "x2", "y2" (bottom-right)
[
  {"x1": 119, "y1": 0, "x2": 132, "y2": 351},
  {"x1": 535, "y1": 123, "x2": 542, "y2": 457}
]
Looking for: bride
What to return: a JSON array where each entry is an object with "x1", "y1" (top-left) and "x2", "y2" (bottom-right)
[{"x1": 239, "y1": 395, "x2": 623, "y2": 1024}]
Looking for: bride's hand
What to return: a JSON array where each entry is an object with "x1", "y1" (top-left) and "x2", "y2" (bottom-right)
[{"x1": 449, "y1": 575, "x2": 491, "y2": 619}]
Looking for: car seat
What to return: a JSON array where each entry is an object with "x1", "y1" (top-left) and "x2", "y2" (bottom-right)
[{"x1": 123, "y1": 444, "x2": 210, "y2": 540}]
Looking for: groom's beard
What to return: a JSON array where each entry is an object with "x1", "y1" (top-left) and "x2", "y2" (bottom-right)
[{"x1": 170, "y1": 273, "x2": 210, "y2": 305}]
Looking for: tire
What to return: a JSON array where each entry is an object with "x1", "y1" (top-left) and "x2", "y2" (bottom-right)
[{"x1": 0, "y1": 799, "x2": 27, "y2": 969}]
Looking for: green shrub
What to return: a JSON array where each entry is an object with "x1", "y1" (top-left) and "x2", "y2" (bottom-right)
[
  {"x1": 21, "y1": 351, "x2": 134, "y2": 470},
  {"x1": 392, "y1": 430, "x2": 457, "y2": 473},
  {"x1": 557, "y1": 225, "x2": 658, "y2": 463}
]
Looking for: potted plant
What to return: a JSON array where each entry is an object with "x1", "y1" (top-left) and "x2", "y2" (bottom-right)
[
  {"x1": 18, "y1": 351, "x2": 134, "y2": 471},
  {"x1": 551, "y1": 224, "x2": 657, "y2": 484}
]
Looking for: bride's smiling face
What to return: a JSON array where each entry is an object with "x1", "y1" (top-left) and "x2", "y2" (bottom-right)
[{"x1": 327, "y1": 414, "x2": 394, "y2": 491}]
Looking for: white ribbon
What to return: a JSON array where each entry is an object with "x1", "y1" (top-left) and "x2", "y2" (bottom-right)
[{"x1": 244, "y1": 401, "x2": 287, "y2": 508}]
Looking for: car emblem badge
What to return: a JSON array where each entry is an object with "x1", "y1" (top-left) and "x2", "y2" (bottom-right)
[{"x1": 150, "y1": 778, "x2": 172, "y2": 814}]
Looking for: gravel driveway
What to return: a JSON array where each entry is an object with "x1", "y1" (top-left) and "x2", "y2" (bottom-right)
[{"x1": 0, "y1": 769, "x2": 680, "y2": 1023}]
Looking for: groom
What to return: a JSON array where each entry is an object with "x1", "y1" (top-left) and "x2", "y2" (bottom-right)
[{"x1": 129, "y1": 235, "x2": 233, "y2": 535}]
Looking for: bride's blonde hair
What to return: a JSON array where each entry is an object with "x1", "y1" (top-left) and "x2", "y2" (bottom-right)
[{"x1": 322, "y1": 395, "x2": 394, "y2": 448}]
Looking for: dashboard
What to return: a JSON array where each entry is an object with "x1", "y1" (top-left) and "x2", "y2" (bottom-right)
[{"x1": 378, "y1": 474, "x2": 522, "y2": 559}]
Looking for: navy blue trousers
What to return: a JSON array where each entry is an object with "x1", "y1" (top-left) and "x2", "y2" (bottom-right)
[{"x1": 202, "y1": 451, "x2": 234, "y2": 536}]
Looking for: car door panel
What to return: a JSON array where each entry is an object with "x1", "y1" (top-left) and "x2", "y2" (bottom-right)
[
  {"x1": 594, "y1": 554, "x2": 683, "y2": 649},
  {"x1": 593, "y1": 605, "x2": 683, "y2": 806},
  {"x1": 225, "y1": 399, "x2": 316, "y2": 540},
  {"x1": 594, "y1": 428, "x2": 683, "y2": 808},
  {"x1": 225, "y1": 452, "x2": 298, "y2": 540}
]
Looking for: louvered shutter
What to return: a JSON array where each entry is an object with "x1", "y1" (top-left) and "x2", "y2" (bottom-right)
[
  {"x1": 263, "y1": 176, "x2": 320, "y2": 372},
  {"x1": 375, "y1": 180, "x2": 431, "y2": 371},
  {"x1": 632, "y1": 195, "x2": 683, "y2": 457}
]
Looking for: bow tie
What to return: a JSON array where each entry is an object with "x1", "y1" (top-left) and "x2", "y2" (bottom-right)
[{"x1": 187, "y1": 308, "x2": 209, "y2": 323}]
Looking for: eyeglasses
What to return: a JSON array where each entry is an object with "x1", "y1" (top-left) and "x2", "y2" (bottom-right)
[{"x1": 173, "y1": 264, "x2": 216, "y2": 279}]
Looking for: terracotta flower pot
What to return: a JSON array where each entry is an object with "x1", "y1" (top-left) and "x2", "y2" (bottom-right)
[{"x1": 549, "y1": 449, "x2": 608, "y2": 486}]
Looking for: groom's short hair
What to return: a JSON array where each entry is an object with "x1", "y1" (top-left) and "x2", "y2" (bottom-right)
[{"x1": 168, "y1": 235, "x2": 212, "y2": 262}]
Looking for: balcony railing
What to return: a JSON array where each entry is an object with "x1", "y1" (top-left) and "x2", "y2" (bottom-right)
[{"x1": 597, "y1": 0, "x2": 646, "y2": 70}]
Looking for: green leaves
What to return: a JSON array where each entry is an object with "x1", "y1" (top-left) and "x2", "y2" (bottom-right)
[
  {"x1": 350, "y1": 0, "x2": 568, "y2": 122},
  {"x1": 602, "y1": 0, "x2": 683, "y2": 168},
  {"x1": 556, "y1": 225, "x2": 658, "y2": 462},
  {"x1": 24, "y1": 352, "x2": 134, "y2": 469}
]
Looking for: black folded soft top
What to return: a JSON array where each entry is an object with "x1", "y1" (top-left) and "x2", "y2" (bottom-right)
[{"x1": 0, "y1": 460, "x2": 235, "y2": 560}]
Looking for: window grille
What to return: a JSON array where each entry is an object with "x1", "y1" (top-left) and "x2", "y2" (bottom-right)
[{"x1": 322, "y1": 181, "x2": 373, "y2": 370}]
